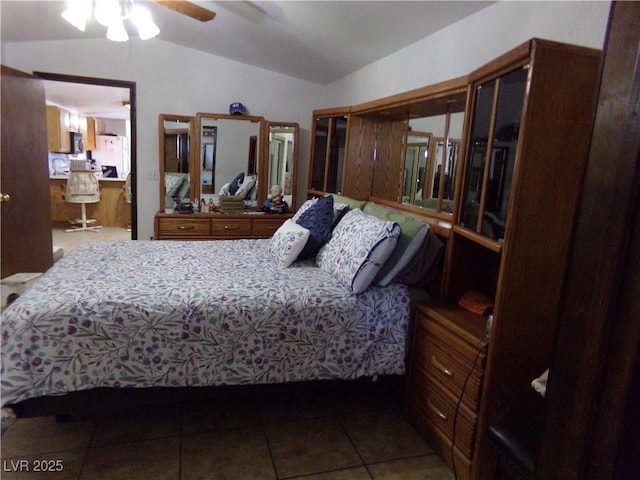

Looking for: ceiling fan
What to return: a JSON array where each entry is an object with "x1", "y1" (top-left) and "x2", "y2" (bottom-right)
[{"x1": 151, "y1": 0, "x2": 216, "y2": 22}]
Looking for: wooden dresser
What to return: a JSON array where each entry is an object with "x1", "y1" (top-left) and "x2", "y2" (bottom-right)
[
  {"x1": 405, "y1": 303, "x2": 487, "y2": 480},
  {"x1": 154, "y1": 212, "x2": 291, "y2": 240}
]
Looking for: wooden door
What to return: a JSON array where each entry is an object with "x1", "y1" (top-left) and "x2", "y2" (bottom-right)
[{"x1": 1, "y1": 65, "x2": 53, "y2": 278}]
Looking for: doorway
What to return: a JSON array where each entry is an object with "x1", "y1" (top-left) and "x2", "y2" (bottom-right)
[{"x1": 34, "y1": 71, "x2": 137, "y2": 249}]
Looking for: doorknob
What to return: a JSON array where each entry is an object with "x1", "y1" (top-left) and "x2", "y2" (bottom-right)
[{"x1": 0, "y1": 193, "x2": 9, "y2": 203}]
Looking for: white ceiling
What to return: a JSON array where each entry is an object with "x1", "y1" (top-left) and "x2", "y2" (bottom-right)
[{"x1": 1, "y1": 0, "x2": 494, "y2": 118}]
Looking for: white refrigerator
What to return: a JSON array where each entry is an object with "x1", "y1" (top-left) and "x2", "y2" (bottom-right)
[{"x1": 92, "y1": 135, "x2": 129, "y2": 178}]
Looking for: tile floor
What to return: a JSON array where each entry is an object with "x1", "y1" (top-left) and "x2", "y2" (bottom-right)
[
  {"x1": 1, "y1": 379, "x2": 454, "y2": 480},
  {"x1": 52, "y1": 227, "x2": 132, "y2": 257}
]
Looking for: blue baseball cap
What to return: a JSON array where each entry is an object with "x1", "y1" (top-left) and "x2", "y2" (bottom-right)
[{"x1": 229, "y1": 102, "x2": 247, "y2": 115}]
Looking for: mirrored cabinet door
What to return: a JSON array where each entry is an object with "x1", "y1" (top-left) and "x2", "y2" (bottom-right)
[
  {"x1": 159, "y1": 114, "x2": 195, "y2": 211},
  {"x1": 267, "y1": 122, "x2": 299, "y2": 208},
  {"x1": 459, "y1": 65, "x2": 528, "y2": 241},
  {"x1": 309, "y1": 111, "x2": 349, "y2": 194}
]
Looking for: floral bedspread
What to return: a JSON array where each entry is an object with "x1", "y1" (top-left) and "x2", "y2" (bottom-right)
[{"x1": 1, "y1": 240, "x2": 411, "y2": 409}]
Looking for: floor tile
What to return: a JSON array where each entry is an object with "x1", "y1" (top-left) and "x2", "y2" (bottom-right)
[
  {"x1": 0, "y1": 449, "x2": 85, "y2": 480},
  {"x1": 266, "y1": 417, "x2": 362, "y2": 478},
  {"x1": 182, "y1": 395, "x2": 261, "y2": 434},
  {"x1": 181, "y1": 426, "x2": 275, "y2": 480},
  {"x1": 367, "y1": 455, "x2": 454, "y2": 480},
  {"x1": 0, "y1": 416, "x2": 94, "y2": 457},
  {"x1": 259, "y1": 389, "x2": 334, "y2": 424},
  {"x1": 341, "y1": 409, "x2": 432, "y2": 463},
  {"x1": 288, "y1": 466, "x2": 372, "y2": 480},
  {"x1": 92, "y1": 404, "x2": 181, "y2": 446},
  {"x1": 51, "y1": 226, "x2": 131, "y2": 256},
  {"x1": 80, "y1": 437, "x2": 180, "y2": 480}
]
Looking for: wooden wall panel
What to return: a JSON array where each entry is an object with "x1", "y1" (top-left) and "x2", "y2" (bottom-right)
[
  {"x1": 371, "y1": 119, "x2": 406, "y2": 202},
  {"x1": 341, "y1": 116, "x2": 375, "y2": 200}
]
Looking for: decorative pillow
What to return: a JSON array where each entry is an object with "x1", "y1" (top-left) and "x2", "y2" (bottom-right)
[
  {"x1": 165, "y1": 172, "x2": 186, "y2": 198},
  {"x1": 332, "y1": 202, "x2": 350, "y2": 226},
  {"x1": 292, "y1": 198, "x2": 318, "y2": 222},
  {"x1": 268, "y1": 219, "x2": 310, "y2": 267},
  {"x1": 293, "y1": 197, "x2": 350, "y2": 227},
  {"x1": 316, "y1": 209, "x2": 401, "y2": 294},
  {"x1": 228, "y1": 172, "x2": 245, "y2": 195},
  {"x1": 327, "y1": 193, "x2": 367, "y2": 211},
  {"x1": 295, "y1": 195, "x2": 335, "y2": 260},
  {"x1": 362, "y1": 202, "x2": 430, "y2": 286},
  {"x1": 394, "y1": 228, "x2": 445, "y2": 287},
  {"x1": 235, "y1": 174, "x2": 256, "y2": 199}
]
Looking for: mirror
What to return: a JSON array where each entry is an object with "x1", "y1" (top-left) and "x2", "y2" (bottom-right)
[
  {"x1": 267, "y1": 122, "x2": 299, "y2": 208},
  {"x1": 402, "y1": 132, "x2": 431, "y2": 205},
  {"x1": 195, "y1": 113, "x2": 264, "y2": 208},
  {"x1": 402, "y1": 110, "x2": 464, "y2": 214},
  {"x1": 159, "y1": 114, "x2": 195, "y2": 211}
]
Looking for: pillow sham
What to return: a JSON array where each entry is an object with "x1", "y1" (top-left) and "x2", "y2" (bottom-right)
[
  {"x1": 316, "y1": 209, "x2": 400, "y2": 294},
  {"x1": 295, "y1": 195, "x2": 335, "y2": 260},
  {"x1": 228, "y1": 172, "x2": 245, "y2": 195},
  {"x1": 235, "y1": 174, "x2": 256, "y2": 199},
  {"x1": 293, "y1": 197, "x2": 350, "y2": 227},
  {"x1": 165, "y1": 172, "x2": 186, "y2": 198},
  {"x1": 362, "y1": 202, "x2": 430, "y2": 286},
  {"x1": 292, "y1": 198, "x2": 318, "y2": 222},
  {"x1": 268, "y1": 219, "x2": 310, "y2": 267}
]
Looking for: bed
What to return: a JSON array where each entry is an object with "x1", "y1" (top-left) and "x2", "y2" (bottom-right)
[{"x1": 1, "y1": 197, "x2": 443, "y2": 423}]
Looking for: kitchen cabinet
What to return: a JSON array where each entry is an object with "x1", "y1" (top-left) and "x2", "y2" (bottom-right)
[
  {"x1": 82, "y1": 117, "x2": 97, "y2": 151},
  {"x1": 46, "y1": 105, "x2": 71, "y2": 153}
]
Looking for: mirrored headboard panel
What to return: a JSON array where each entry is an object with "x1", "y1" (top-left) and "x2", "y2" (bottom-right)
[
  {"x1": 195, "y1": 113, "x2": 265, "y2": 207},
  {"x1": 353, "y1": 76, "x2": 469, "y2": 218},
  {"x1": 159, "y1": 114, "x2": 195, "y2": 211}
]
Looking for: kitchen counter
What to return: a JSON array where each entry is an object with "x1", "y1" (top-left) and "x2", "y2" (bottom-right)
[
  {"x1": 50, "y1": 175, "x2": 126, "y2": 182},
  {"x1": 50, "y1": 177, "x2": 131, "y2": 228}
]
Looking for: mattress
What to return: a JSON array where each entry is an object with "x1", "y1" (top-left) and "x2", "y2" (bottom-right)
[{"x1": 1, "y1": 239, "x2": 411, "y2": 412}]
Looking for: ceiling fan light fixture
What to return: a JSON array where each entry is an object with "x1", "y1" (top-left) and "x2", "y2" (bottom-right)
[
  {"x1": 61, "y1": 0, "x2": 92, "y2": 32},
  {"x1": 62, "y1": 0, "x2": 160, "y2": 42},
  {"x1": 130, "y1": 4, "x2": 160, "y2": 40},
  {"x1": 106, "y1": 18, "x2": 129, "y2": 42},
  {"x1": 94, "y1": 0, "x2": 121, "y2": 28}
]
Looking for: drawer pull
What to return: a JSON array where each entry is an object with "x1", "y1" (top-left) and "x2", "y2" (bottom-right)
[
  {"x1": 427, "y1": 400, "x2": 448, "y2": 421},
  {"x1": 223, "y1": 225, "x2": 240, "y2": 230},
  {"x1": 431, "y1": 356, "x2": 454, "y2": 378},
  {"x1": 177, "y1": 225, "x2": 195, "y2": 231}
]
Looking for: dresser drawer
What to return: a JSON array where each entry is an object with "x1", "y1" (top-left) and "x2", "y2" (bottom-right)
[
  {"x1": 413, "y1": 312, "x2": 485, "y2": 411},
  {"x1": 157, "y1": 217, "x2": 210, "y2": 237},
  {"x1": 406, "y1": 399, "x2": 472, "y2": 480},
  {"x1": 252, "y1": 218, "x2": 287, "y2": 237},
  {"x1": 408, "y1": 367, "x2": 477, "y2": 458},
  {"x1": 211, "y1": 218, "x2": 251, "y2": 237}
]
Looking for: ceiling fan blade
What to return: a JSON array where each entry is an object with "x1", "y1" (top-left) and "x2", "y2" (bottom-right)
[{"x1": 151, "y1": 1, "x2": 216, "y2": 22}]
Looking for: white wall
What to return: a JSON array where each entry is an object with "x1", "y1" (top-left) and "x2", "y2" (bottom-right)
[
  {"x1": 327, "y1": 1, "x2": 611, "y2": 106},
  {"x1": 2, "y1": 38, "x2": 324, "y2": 239}
]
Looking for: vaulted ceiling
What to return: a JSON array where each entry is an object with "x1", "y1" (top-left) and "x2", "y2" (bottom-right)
[{"x1": 1, "y1": 1, "x2": 494, "y2": 85}]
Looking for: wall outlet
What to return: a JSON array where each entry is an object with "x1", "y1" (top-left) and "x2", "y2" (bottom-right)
[{"x1": 147, "y1": 169, "x2": 159, "y2": 181}]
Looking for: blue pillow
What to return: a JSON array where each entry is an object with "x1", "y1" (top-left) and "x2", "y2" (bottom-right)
[
  {"x1": 295, "y1": 195, "x2": 334, "y2": 260},
  {"x1": 228, "y1": 172, "x2": 245, "y2": 195}
]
